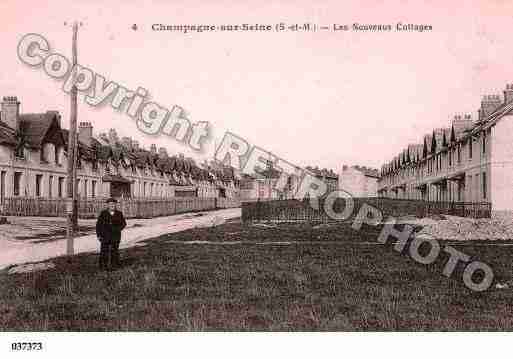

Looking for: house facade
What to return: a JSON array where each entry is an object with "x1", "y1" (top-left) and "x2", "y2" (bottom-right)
[
  {"x1": 338, "y1": 165, "x2": 379, "y2": 197},
  {"x1": 305, "y1": 166, "x2": 339, "y2": 193},
  {"x1": 239, "y1": 166, "x2": 301, "y2": 202},
  {"x1": 0, "y1": 96, "x2": 240, "y2": 201},
  {"x1": 377, "y1": 84, "x2": 513, "y2": 211}
]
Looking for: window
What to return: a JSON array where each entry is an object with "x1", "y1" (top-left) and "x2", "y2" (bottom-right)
[
  {"x1": 469, "y1": 139, "x2": 473, "y2": 159},
  {"x1": 92, "y1": 180, "x2": 96, "y2": 198},
  {"x1": 457, "y1": 145, "x2": 461, "y2": 163},
  {"x1": 48, "y1": 176, "x2": 53, "y2": 198},
  {"x1": 482, "y1": 172, "x2": 487, "y2": 200},
  {"x1": 13, "y1": 172, "x2": 22, "y2": 196},
  {"x1": 449, "y1": 149, "x2": 452, "y2": 166},
  {"x1": 84, "y1": 179, "x2": 88, "y2": 198},
  {"x1": 76, "y1": 179, "x2": 81, "y2": 197},
  {"x1": 58, "y1": 177, "x2": 64, "y2": 198},
  {"x1": 36, "y1": 174, "x2": 43, "y2": 197},
  {"x1": 55, "y1": 146, "x2": 59, "y2": 164}
]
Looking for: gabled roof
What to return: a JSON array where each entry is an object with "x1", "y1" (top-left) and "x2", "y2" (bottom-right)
[{"x1": 19, "y1": 112, "x2": 64, "y2": 149}]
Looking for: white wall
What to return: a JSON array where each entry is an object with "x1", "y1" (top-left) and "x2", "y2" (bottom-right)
[{"x1": 490, "y1": 114, "x2": 513, "y2": 210}]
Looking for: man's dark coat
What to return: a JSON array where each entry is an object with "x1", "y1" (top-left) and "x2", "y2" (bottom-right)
[{"x1": 96, "y1": 209, "x2": 127, "y2": 243}]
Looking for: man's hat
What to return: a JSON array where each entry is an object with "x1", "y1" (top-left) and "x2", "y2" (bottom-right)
[{"x1": 106, "y1": 197, "x2": 117, "y2": 203}]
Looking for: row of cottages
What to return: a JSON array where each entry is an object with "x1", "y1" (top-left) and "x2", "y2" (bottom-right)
[
  {"x1": 0, "y1": 96, "x2": 240, "y2": 201},
  {"x1": 338, "y1": 165, "x2": 379, "y2": 197},
  {"x1": 377, "y1": 83, "x2": 513, "y2": 210},
  {"x1": 239, "y1": 165, "x2": 339, "y2": 202}
]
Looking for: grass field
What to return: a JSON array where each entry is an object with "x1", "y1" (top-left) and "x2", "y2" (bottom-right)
[{"x1": 1, "y1": 219, "x2": 513, "y2": 331}]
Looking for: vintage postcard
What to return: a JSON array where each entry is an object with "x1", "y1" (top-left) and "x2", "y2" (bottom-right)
[{"x1": 1, "y1": 0, "x2": 512, "y2": 357}]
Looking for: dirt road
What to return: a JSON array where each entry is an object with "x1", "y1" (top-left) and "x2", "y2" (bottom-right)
[{"x1": 0, "y1": 208, "x2": 241, "y2": 270}]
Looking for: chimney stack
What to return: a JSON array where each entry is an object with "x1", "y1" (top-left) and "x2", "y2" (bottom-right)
[
  {"x1": 452, "y1": 114, "x2": 473, "y2": 135},
  {"x1": 78, "y1": 122, "x2": 93, "y2": 146},
  {"x1": 132, "y1": 140, "x2": 140, "y2": 151},
  {"x1": 1, "y1": 96, "x2": 20, "y2": 131},
  {"x1": 480, "y1": 94, "x2": 502, "y2": 120},
  {"x1": 150, "y1": 144, "x2": 157, "y2": 154},
  {"x1": 504, "y1": 84, "x2": 513, "y2": 104}
]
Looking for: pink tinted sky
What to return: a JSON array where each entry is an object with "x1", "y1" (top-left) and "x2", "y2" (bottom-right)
[{"x1": 1, "y1": 0, "x2": 513, "y2": 172}]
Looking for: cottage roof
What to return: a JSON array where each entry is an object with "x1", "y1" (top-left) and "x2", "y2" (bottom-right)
[{"x1": 18, "y1": 112, "x2": 64, "y2": 149}]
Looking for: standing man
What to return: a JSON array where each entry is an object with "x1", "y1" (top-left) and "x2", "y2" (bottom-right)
[{"x1": 96, "y1": 197, "x2": 127, "y2": 270}]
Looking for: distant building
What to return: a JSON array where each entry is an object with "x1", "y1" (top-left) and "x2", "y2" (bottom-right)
[
  {"x1": 339, "y1": 165, "x2": 379, "y2": 197},
  {"x1": 305, "y1": 166, "x2": 339, "y2": 193},
  {"x1": 377, "y1": 83, "x2": 513, "y2": 211},
  {"x1": 239, "y1": 163, "x2": 300, "y2": 202}
]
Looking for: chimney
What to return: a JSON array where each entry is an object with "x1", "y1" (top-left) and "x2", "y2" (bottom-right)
[
  {"x1": 480, "y1": 94, "x2": 502, "y2": 120},
  {"x1": 1, "y1": 96, "x2": 20, "y2": 131},
  {"x1": 504, "y1": 84, "x2": 513, "y2": 104},
  {"x1": 108, "y1": 128, "x2": 118, "y2": 144},
  {"x1": 342, "y1": 165, "x2": 348, "y2": 171},
  {"x1": 132, "y1": 140, "x2": 140, "y2": 151},
  {"x1": 78, "y1": 122, "x2": 93, "y2": 146},
  {"x1": 452, "y1": 114, "x2": 474, "y2": 135},
  {"x1": 158, "y1": 147, "x2": 167, "y2": 157},
  {"x1": 121, "y1": 136, "x2": 132, "y2": 150},
  {"x1": 150, "y1": 144, "x2": 157, "y2": 154}
]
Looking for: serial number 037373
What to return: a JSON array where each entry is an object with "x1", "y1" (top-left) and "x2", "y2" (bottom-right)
[{"x1": 11, "y1": 342, "x2": 43, "y2": 351}]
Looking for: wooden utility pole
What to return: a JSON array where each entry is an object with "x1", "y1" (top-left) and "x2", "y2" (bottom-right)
[{"x1": 66, "y1": 21, "x2": 79, "y2": 256}]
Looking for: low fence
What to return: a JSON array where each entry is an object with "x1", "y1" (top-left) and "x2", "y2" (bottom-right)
[
  {"x1": 1, "y1": 197, "x2": 241, "y2": 219},
  {"x1": 241, "y1": 197, "x2": 492, "y2": 223}
]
